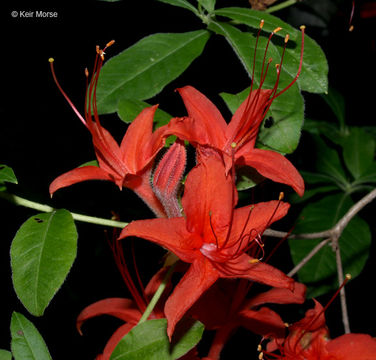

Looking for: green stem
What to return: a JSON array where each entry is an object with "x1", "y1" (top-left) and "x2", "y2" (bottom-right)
[
  {"x1": 265, "y1": 0, "x2": 298, "y2": 13},
  {"x1": 138, "y1": 263, "x2": 176, "y2": 324},
  {"x1": 0, "y1": 192, "x2": 128, "y2": 228}
]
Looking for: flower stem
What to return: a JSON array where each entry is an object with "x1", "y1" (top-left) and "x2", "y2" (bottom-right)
[
  {"x1": 0, "y1": 192, "x2": 128, "y2": 228},
  {"x1": 265, "y1": 0, "x2": 299, "y2": 13},
  {"x1": 138, "y1": 263, "x2": 176, "y2": 324}
]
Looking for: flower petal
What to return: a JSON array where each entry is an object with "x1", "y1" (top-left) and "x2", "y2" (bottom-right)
[
  {"x1": 49, "y1": 166, "x2": 115, "y2": 195},
  {"x1": 246, "y1": 282, "x2": 306, "y2": 309},
  {"x1": 182, "y1": 153, "x2": 235, "y2": 241},
  {"x1": 216, "y1": 253, "x2": 294, "y2": 290},
  {"x1": 76, "y1": 298, "x2": 141, "y2": 335},
  {"x1": 237, "y1": 148, "x2": 305, "y2": 196},
  {"x1": 119, "y1": 217, "x2": 200, "y2": 263},
  {"x1": 326, "y1": 334, "x2": 376, "y2": 359},
  {"x1": 228, "y1": 201, "x2": 290, "y2": 250},
  {"x1": 120, "y1": 105, "x2": 163, "y2": 173},
  {"x1": 101, "y1": 323, "x2": 135, "y2": 360},
  {"x1": 239, "y1": 307, "x2": 285, "y2": 340},
  {"x1": 226, "y1": 89, "x2": 272, "y2": 148},
  {"x1": 165, "y1": 257, "x2": 219, "y2": 339},
  {"x1": 174, "y1": 86, "x2": 227, "y2": 150}
]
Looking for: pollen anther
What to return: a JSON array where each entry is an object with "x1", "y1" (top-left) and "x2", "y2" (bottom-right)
[
  {"x1": 259, "y1": 19, "x2": 265, "y2": 29},
  {"x1": 249, "y1": 259, "x2": 259, "y2": 264},
  {"x1": 279, "y1": 192, "x2": 284, "y2": 201},
  {"x1": 285, "y1": 34, "x2": 290, "y2": 43},
  {"x1": 48, "y1": 58, "x2": 54, "y2": 63},
  {"x1": 272, "y1": 27, "x2": 282, "y2": 34},
  {"x1": 231, "y1": 142, "x2": 237, "y2": 148}
]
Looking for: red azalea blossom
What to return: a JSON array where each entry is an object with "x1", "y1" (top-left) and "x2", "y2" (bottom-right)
[
  {"x1": 49, "y1": 43, "x2": 167, "y2": 217},
  {"x1": 188, "y1": 279, "x2": 306, "y2": 359},
  {"x1": 120, "y1": 151, "x2": 295, "y2": 338},
  {"x1": 77, "y1": 266, "x2": 169, "y2": 360},
  {"x1": 261, "y1": 300, "x2": 376, "y2": 359},
  {"x1": 166, "y1": 25, "x2": 306, "y2": 196}
]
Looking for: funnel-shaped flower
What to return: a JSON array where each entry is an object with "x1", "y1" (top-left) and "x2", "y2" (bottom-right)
[
  {"x1": 167, "y1": 25, "x2": 306, "y2": 196},
  {"x1": 49, "y1": 45, "x2": 167, "y2": 217},
  {"x1": 262, "y1": 300, "x2": 376, "y2": 360},
  {"x1": 120, "y1": 153, "x2": 294, "y2": 338}
]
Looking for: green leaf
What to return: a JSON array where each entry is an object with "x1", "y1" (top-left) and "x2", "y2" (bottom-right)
[
  {"x1": 96, "y1": 30, "x2": 210, "y2": 114},
  {"x1": 289, "y1": 194, "x2": 371, "y2": 298},
  {"x1": 0, "y1": 350, "x2": 12, "y2": 360},
  {"x1": 10, "y1": 312, "x2": 52, "y2": 360},
  {"x1": 300, "y1": 171, "x2": 340, "y2": 186},
  {"x1": 117, "y1": 99, "x2": 172, "y2": 128},
  {"x1": 220, "y1": 85, "x2": 304, "y2": 154},
  {"x1": 199, "y1": 0, "x2": 216, "y2": 13},
  {"x1": 303, "y1": 118, "x2": 348, "y2": 146},
  {"x1": 353, "y1": 163, "x2": 376, "y2": 185},
  {"x1": 289, "y1": 185, "x2": 339, "y2": 204},
  {"x1": 11, "y1": 210, "x2": 78, "y2": 316},
  {"x1": 313, "y1": 136, "x2": 349, "y2": 188},
  {"x1": 78, "y1": 160, "x2": 99, "y2": 167},
  {"x1": 110, "y1": 318, "x2": 204, "y2": 360},
  {"x1": 157, "y1": 0, "x2": 199, "y2": 15},
  {"x1": 321, "y1": 87, "x2": 345, "y2": 128},
  {"x1": 236, "y1": 166, "x2": 265, "y2": 191},
  {"x1": 0, "y1": 165, "x2": 18, "y2": 185},
  {"x1": 343, "y1": 127, "x2": 375, "y2": 179},
  {"x1": 213, "y1": 7, "x2": 328, "y2": 93}
]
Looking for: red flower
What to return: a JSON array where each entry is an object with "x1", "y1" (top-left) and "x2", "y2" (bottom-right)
[
  {"x1": 77, "y1": 267, "x2": 168, "y2": 360},
  {"x1": 188, "y1": 279, "x2": 306, "y2": 359},
  {"x1": 49, "y1": 44, "x2": 167, "y2": 217},
  {"x1": 166, "y1": 25, "x2": 306, "y2": 196},
  {"x1": 262, "y1": 300, "x2": 376, "y2": 359},
  {"x1": 120, "y1": 152, "x2": 294, "y2": 338}
]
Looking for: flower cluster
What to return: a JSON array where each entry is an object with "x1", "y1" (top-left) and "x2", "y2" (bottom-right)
[{"x1": 49, "y1": 24, "x2": 376, "y2": 360}]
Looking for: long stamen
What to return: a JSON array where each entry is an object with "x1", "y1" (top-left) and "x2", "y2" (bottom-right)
[
  {"x1": 293, "y1": 274, "x2": 352, "y2": 354},
  {"x1": 48, "y1": 58, "x2": 87, "y2": 127}
]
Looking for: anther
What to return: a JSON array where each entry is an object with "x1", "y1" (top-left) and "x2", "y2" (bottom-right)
[
  {"x1": 272, "y1": 27, "x2": 282, "y2": 34},
  {"x1": 249, "y1": 259, "x2": 260, "y2": 264},
  {"x1": 106, "y1": 40, "x2": 115, "y2": 48},
  {"x1": 259, "y1": 19, "x2": 265, "y2": 29},
  {"x1": 279, "y1": 192, "x2": 284, "y2": 201},
  {"x1": 96, "y1": 45, "x2": 100, "y2": 54},
  {"x1": 284, "y1": 322, "x2": 289, "y2": 327},
  {"x1": 268, "y1": 58, "x2": 273, "y2": 64},
  {"x1": 285, "y1": 34, "x2": 290, "y2": 43},
  {"x1": 48, "y1": 58, "x2": 54, "y2": 63},
  {"x1": 84, "y1": 68, "x2": 89, "y2": 78},
  {"x1": 257, "y1": 344, "x2": 262, "y2": 351},
  {"x1": 346, "y1": 273, "x2": 352, "y2": 280},
  {"x1": 259, "y1": 352, "x2": 264, "y2": 360},
  {"x1": 231, "y1": 142, "x2": 237, "y2": 148},
  {"x1": 349, "y1": 25, "x2": 354, "y2": 32},
  {"x1": 300, "y1": 25, "x2": 306, "y2": 31}
]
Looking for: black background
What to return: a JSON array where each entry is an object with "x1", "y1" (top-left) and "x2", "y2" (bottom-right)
[{"x1": 1, "y1": 0, "x2": 376, "y2": 358}]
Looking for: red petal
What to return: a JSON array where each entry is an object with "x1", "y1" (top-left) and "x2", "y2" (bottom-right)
[
  {"x1": 237, "y1": 148, "x2": 305, "y2": 196},
  {"x1": 226, "y1": 89, "x2": 272, "y2": 148},
  {"x1": 119, "y1": 217, "x2": 200, "y2": 263},
  {"x1": 326, "y1": 334, "x2": 376, "y2": 359},
  {"x1": 175, "y1": 86, "x2": 227, "y2": 150},
  {"x1": 101, "y1": 323, "x2": 135, "y2": 360},
  {"x1": 91, "y1": 123, "x2": 126, "y2": 177},
  {"x1": 76, "y1": 298, "x2": 141, "y2": 335},
  {"x1": 120, "y1": 105, "x2": 163, "y2": 173},
  {"x1": 247, "y1": 282, "x2": 306, "y2": 308},
  {"x1": 49, "y1": 166, "x2": 115, "y2": 195},
  {"x1": 228, "y1": 201, "x2": 290, "y2": 250},
  {"x1": 182, "y1": 153, "x2": 235, "y2": 241},
  {"x1": 217, "y1": 253, "x2": 294, "y2": 290},
  {"x1": 239, "y1": 307, "x2": 285, "y2": 339},
  {"x1": 165, "y1": 257, "x2": 219, "y2": 339}
]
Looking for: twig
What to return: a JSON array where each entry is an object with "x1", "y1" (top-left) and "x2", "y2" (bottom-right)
[
  {"x1": 0, "y1": 192, "x2": 128, "y2": 228},
  {"x1": 287, "y1": 238, "x2": 331, "y2": 277},
  {"x1": 265, "y1": 0, "x2": 299, "y2": 13},
  {"x1": 333, "y1": 237, "x2": 350, "y2": 333},
  {"x1": 265, "y1": 188, "x2": 376, "y2": 240},
  {"x1": 266, "y1": 188, "x2": 376, "y2": 334}
]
